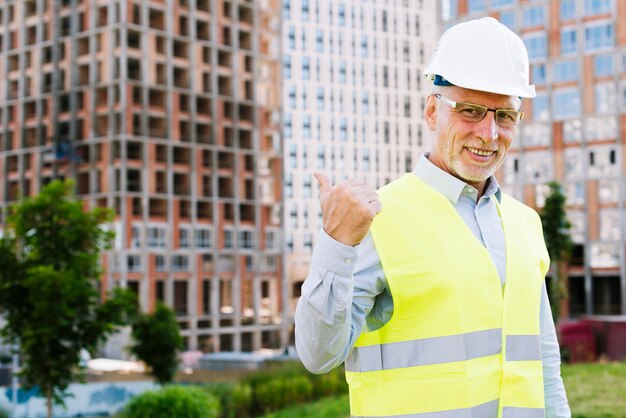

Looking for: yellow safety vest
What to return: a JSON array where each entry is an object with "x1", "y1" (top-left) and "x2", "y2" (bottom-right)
[{"x1": 345, "y1": 174, "x2": 548, "y2": 418}]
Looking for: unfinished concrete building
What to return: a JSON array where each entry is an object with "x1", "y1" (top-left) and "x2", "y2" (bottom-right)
[{"x1": 0, "y1": 0, "x2": 286, "y2": 353}]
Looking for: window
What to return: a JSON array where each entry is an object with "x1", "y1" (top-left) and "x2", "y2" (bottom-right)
[
  {"x1": 468, "y1": 0, "x2": 486, "y2": 13},
  {"x1": 244, "y1": 255, "x2": 254, "y2": 272},
  {"x1": 585, "y1": 115, "x2": 617, "y2": 140},
  {"x1": 282, "y1": 0, "x2": 290, "y2": 19},
  {"x1": 564, "y1": 119, "x2": 583, "y2": 144},
  {"x1": 289, "y1": 143, "x2": 297, "y2": 168},
  {"x1": 195, "y1": 228, "x2": 212, "y2": 249},
  {"x1": 131, "y1": 226, "x2": 142, "y2": 248},
  {"x1": 584, "y1": 0, "x2": 611, "y2": 15},
  {"x1": 339, "y1": 61, "x2": 346, "y2": 84},
  {"x1": 282, "y1": 56, "x2": 291, "y2": 79},
  {"x1": 588, "y1": 146, "x2": 618, "y2": 178},
  {"x1": 522, "y1": 7, "x2": 544, "y2": 27},
  {"x1": 172, "y1": 255, "x2": 189, "y2": 272},
  {"x1": 284, "y1": 114, "x2": 292, "y2": 138},
  {"x1": 315, "y1": 30, "x2": 323, "y2": 52},
  {"x1": 224, "y1": 229, "x2": 234, "y2": 249},
  {"x1": 585, "y1": 23, "x2": 614, "y2": 51},
  {"x1": 523, "y1": 122, "x2": 550, "y2": 147},
  {"x1": 317, "y1": 144, "x2": 325, "y2": 168},
  {"x1": 147, "y1": 226, "x2": 166, "y2": 248},
  {"x1": 524, "y1": 151, "x2": 552, "y2": 183},
  {"x1": 155, "y1": 255, "x2": 166, "y2": 272},
  {"x1": 500, "y1": 11, "x2": 515, "y2": 29},
  {"x1": 552, "y1": 60, "x2": 579, "y2": 82},
  {"x1": 561, "y1": 0, "x2": 577, "y2": 20},
  {"x1": 288, "y1": 26, "x2": 295, "y2": 49},
  {"x1": 300, "y1": 0, "x2": 309, "y2": 20},
  {"x1": 316, "y1": 87, "x2": 324, "y2": 111},
  {"x1": 360, "y1": 35, "x2": 368, "y2": 57},
  {"x1": 532, "y1": 93, "x2": 549, "y2": 121},
  {"x1": 288, "y1": 86, "x2": 296, "y2": 108},
  {"x1": 338, "y1": 4, "x2": 345, "y2": 26},
  {"x1": 523, "y1": 33, "x2": 547, "y2": 60},
  {"x1": 493, "y1": 0, "x2": 515, "y2": 7},
  {"x1": 361, "y1": 92, "x2": 369, "y2": 114},
  {"x1": 340, "y1": 119, "x2": 348, "y2": 141},
  {"x1": 179, "y1": 227, "x2": 190, "y2": 248},
  {"x1": 561, "y1": 28, "x2": 577, "y2": 54},
  {"x1": 127, "y1": 255, "x2": 142, "y2": 272},
  {"x1": 553, "y1": 89, "x2": 581, "y2": 119},
  {"x1": 594, "y1": 54, "x2": 613, "y2": 77},
  {"x1": 265, "y1": 230, "x2": 278, "y2": 250},
  {"x1": 532, "y1": 64, "x2": 546, "y2": 85},
  {"x1": 595, "y1": 83, "x2": 617, "y2": 114},
  {"x1": 302, "y1": 115, "x2": 311, "y2": 139},
  {"x1": 302, "y1": 56, "x2": 310, "y2": 80}
]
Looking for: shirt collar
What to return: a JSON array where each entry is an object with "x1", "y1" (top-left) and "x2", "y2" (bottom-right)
[{"x1": 412, "y1": 153, "x2": 502, "y2": 204}]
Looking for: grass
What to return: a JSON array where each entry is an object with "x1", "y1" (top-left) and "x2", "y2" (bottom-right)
[
  {"x1": 562, "y1": 361, "x2": 626, "y2": 418},
  {"x1": 261, "y1": 362, "x2": 626, "y2": 418}
]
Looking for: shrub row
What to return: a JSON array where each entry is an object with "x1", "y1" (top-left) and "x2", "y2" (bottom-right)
[
  {"x1": 122, "y1": 386, "x2": 221, "y2": 418},
  {"x1": 120, "y1": 362, "x2": 347, "y2": 418},
  {"x1": 206, "y1": 361, "x2": 348, "y2": 418}
]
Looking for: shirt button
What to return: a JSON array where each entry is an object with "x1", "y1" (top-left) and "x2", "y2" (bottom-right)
[{"x1": 344, "y1": 258, "x2": 353, "y2": 264}]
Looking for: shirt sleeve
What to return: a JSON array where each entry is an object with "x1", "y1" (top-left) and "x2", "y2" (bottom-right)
[
  {"x1": 295, "y1": 229, "x2": 386, "y2": 374},
  {"x1": 540, "y1": 282, "x2": 572, "y2": 417}
]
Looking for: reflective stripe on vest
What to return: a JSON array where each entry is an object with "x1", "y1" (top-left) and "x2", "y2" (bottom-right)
[
  {"x1": 346, "y1": 328, "x2": 501, "y2": 372},
  {"x1": 351, "y1": 399, "x2": 498, "y2": 418},
  {"x1": 346, "y1": 174, "x2": 547, "y2": 418},
  {"x1": 351, "y1": 403, "x2": 545, "y2": 418},
  {"x1": 346, "y1": 329, "x2": 542, "y2": 374},
  {"x1": 506, "y1": 335, "x2": 542, "y2": 361}
]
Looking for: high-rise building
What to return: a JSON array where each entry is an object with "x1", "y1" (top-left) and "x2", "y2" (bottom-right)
[
  {"x1": 0, "y1": 0, "x2": 287, "y2": 353},
  {"x1": 445, "y1": 0, "x2": 626, "y2": 316},
  {"x1": 282, "y1": 0, "x2": 436, "y2": 311}
]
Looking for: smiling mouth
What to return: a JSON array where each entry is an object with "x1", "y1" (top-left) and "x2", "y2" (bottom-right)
[{"x1": 466, "y1": 147, "x2": 495, "y2": 157}]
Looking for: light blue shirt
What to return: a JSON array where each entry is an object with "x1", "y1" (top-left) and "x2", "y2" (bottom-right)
[{"x1": 295, "y1": 154, "x2": 571, "y2": 418}]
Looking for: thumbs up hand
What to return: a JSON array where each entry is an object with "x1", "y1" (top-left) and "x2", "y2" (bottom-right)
[{"x1": 314, "y1": 172, "x2": 382, "y2": 247}]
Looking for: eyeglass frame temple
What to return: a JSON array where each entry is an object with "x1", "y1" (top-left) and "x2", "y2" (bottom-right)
[{"x1": 432, "y1": 93, "x2": 524, "y2": 122}]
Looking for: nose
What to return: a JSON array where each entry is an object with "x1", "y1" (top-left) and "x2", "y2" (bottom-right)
[{"x1": 476, "y1": 110, "x2": 499, "y2": 143}]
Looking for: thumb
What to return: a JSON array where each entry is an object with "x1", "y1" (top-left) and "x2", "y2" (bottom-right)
[{"x1": 314, "y1": 172, "x2": 332, "y2": 196}]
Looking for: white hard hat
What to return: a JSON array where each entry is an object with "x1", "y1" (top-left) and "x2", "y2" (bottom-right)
[{"x1": 424, "y1": 17, "x2": 535, "y2": 98}]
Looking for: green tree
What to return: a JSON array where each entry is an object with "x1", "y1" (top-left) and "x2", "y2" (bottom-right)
[
  {"x1": 129, "y1": 302, "x2": 184, "y2": 385},
  {"x1": 540, "y1": 181, "x2": 573, "y2": 322},
  {"x1": 0, "y1": 180, "x2": 137, "y2": 418}
]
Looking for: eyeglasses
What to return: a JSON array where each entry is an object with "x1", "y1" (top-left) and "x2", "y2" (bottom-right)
[{"x1": 433, "y1": 94, "x2": 524, "y2": 129}]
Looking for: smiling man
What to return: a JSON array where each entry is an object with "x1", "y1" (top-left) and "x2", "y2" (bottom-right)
[{"x1": 295, "y1": 17, "x2": 571, "y2": 418}]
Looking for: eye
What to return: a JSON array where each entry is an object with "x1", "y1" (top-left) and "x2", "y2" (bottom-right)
[
  {"x1": 458, "y1": 105, "x2": 484, "y2": 119},
  {"x1": 497, "y1": 110, "x2": 518, "y2": 123}
]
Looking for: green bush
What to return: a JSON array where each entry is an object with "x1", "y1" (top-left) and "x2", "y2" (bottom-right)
[
  {"x1": 206, "y1": 382, "x2": 253, "y2": 418},
  {"x1": 311, "y1": 370, "x2": 347, "y2": 398},
  {"x1": 254, "y1": 376, "x2": 313, "y2": 413},
  {"x1": 202, "y1": 362, "x2": 348, "y2": 417},
  {"x1": 124, "y1": 385, "x2": 221, "y2": 418}
]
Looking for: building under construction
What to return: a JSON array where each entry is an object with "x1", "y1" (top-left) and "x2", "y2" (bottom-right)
[{"x1": 0, "y1": 0, "x2": 286, "y2": 353}]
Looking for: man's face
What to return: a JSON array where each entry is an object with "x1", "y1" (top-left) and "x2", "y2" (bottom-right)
[{"x1": 424, "y1": 86, "x2": 520, "y2": 191}]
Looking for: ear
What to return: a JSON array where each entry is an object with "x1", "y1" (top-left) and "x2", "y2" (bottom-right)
[{"x1": 424, "y1": 94, "x2": 437, "y2": 131}]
